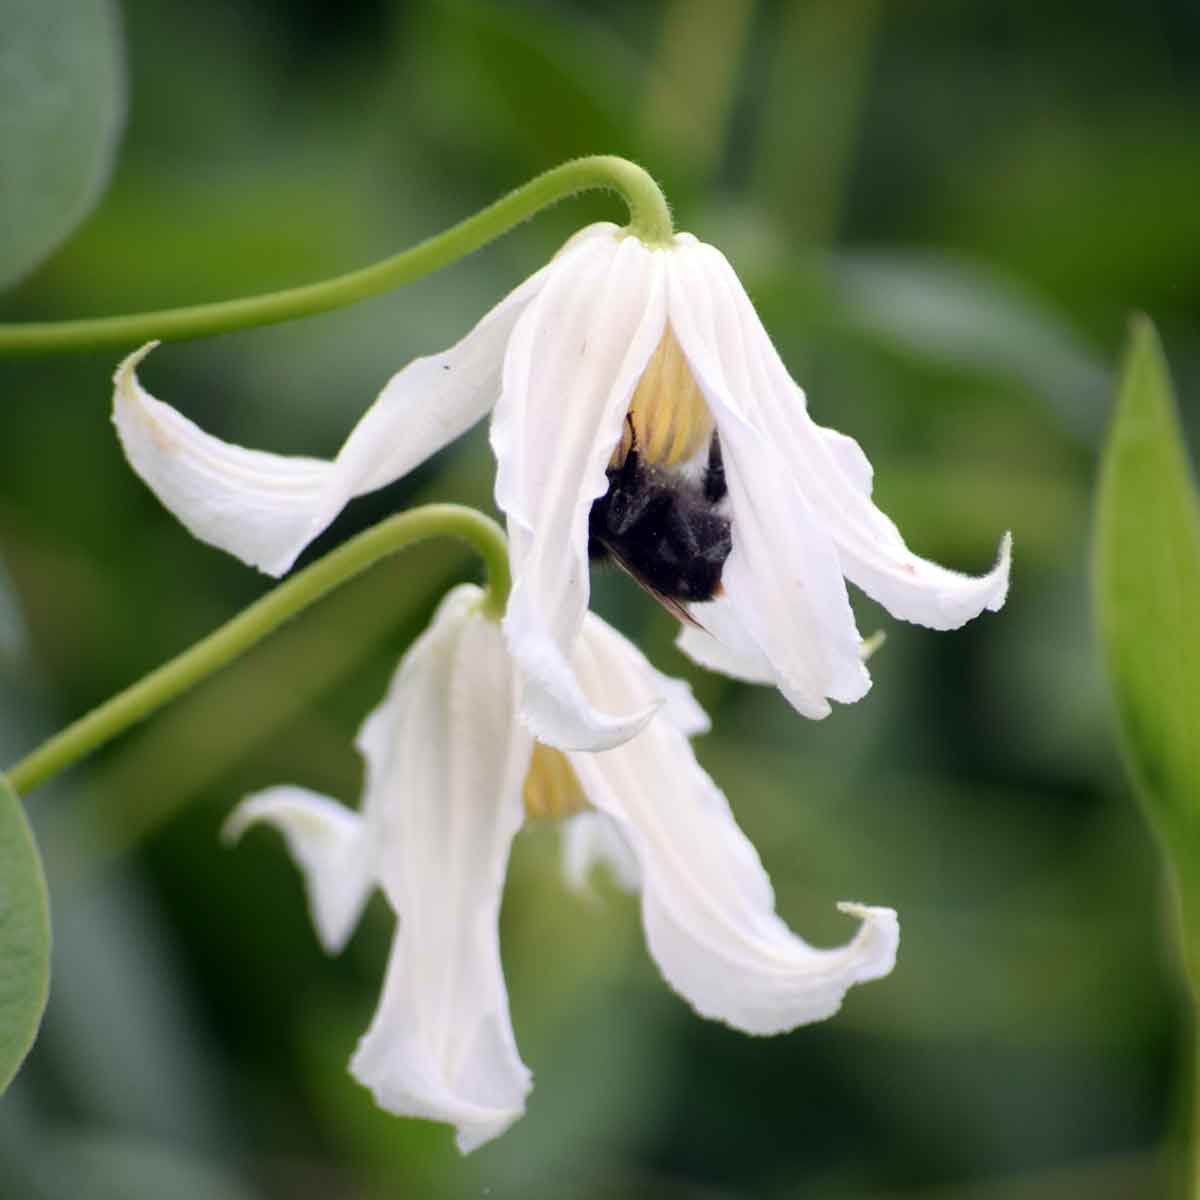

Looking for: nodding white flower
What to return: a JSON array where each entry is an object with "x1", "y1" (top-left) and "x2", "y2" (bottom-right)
[
  {"x1": 224, "y1": 584, "x2": 897, "y2": 1153},
  {"x1": 114, "y1": 222, "x2": 1010, "y2": 751}
]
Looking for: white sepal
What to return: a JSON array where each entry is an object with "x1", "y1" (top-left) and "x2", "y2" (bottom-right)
[
  {"x1": 675, "y1": 594, "x2": 775, "y2": 685},
  {"x1": 493, "y1": 228, "x2": 672, "y2": 749},
  {"x1": 349, "y1": 586, "x2": 535, "y2": 1154},
  {"x1": 568, "y1": 611, "x2": 898, "y2": 1035},
  {"x1": 224, "y1": 787, "x2": 371, "y2": 955},
  {"x1": 113, "y1": 342, "x2": 334, "y2": 577},
  {"x1": 561, "y1": 811, "x2": 640, "y2": 895},
  {"x1": 695, "y1": 242, "x2": 1011, "y2": 630},
  {"x1": 112, "y1": 260, "x2": 551, "y2": 577},
  {"x1": 667, "y1": 244, "x2": 870, "y2": 718}
]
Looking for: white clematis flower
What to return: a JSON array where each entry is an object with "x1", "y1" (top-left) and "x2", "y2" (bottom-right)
[
  {"x1": 225, "y1": 584, "x2": 898, "y2": 1152},
  {"x1": 114, "y1": 222, "x2": 1009, "y2": 750}
]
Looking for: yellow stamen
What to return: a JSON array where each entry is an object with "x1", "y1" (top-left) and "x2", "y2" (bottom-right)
[
  {"x1": 523, "y1": 742, "x2": 589, "y2": 821},
  {"x1": 614, "y1": 326, "x2": 712, "y2": 468}
]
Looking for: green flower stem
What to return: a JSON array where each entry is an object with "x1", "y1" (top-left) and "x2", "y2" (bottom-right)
[
  {"x1": 4, "y1": 505, "x2": 509, "y2": 797},
  {"x1": 0, "y1": 156, "x2": 673, "y2": 358}
]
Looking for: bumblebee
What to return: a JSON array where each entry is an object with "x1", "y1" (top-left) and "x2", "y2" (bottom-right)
[{"x1": 587, "y1": 423, "x2": 731, "y2": 623}]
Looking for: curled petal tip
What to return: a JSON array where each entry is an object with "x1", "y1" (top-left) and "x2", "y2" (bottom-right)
[
  {"x1": 113, "y1": 339, "x2": 161, "y2": 383},
  {"x1": 507, "y1": 614, "x2": 661, "y2": 751},
  {"x1": 223, "y1": 788, "x2": 370, "y2": 954},
  {"x1": 519, "y1": 693, "x2": 660, "y2": 753},
  {"x1": 866, "y1": 526, "x2": 1014, "y2": 632},
  {"x1": 986, "y1": 531, "x2": 1014, "y2": 613},
  {"x1": 835, "y1": 902, "x2": 900, "y2": 984},
  {"x1": 220, "y1": 807, "x2": 252, "y2": 846},
  {"x1": 110, "y1": 345, "x2": 338, "y2": 578}
]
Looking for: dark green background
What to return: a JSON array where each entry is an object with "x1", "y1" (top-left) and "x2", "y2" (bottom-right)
[{"x1": 2, "y1": 1, "x2": 1198, "y2": 1196}]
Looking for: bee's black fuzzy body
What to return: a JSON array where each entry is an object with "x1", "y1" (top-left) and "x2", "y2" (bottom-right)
[{"x1": 588, "y1": 432, "x2": 732, "y2": 611}]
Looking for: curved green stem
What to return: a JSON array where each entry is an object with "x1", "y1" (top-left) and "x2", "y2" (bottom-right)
[
  {"x1": 5, "y1": 505, "x2": 509, "y2": 796},
  {"x1": 0, "y1": 156, "x2": 673, "y2": 358}
]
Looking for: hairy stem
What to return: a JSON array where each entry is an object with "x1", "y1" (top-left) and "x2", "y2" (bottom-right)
[{"x1": 0, "y1": 156, "x2": 673, "y2": 357}]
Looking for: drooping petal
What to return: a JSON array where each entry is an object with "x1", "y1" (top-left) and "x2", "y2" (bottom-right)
[
  {"x1": 219, "y1": 585, "x2": 500, "y2": 954},
  {"x1": 675, "y1": 594, "x2": 775, "y2": 685},
  {"x1": 493, "y1": 225, "x2": 671, "y2": 750},
  {"x1": 567, "y1": 612, "x2": 898, "y2": 1035},
  {"x1": 113, "y1": 342, "x2": 334, "y2": 576},
  {"x1": 693, "y1": 242, "x2": 1011, "y2": 630},
  {"x1": 561, "y1": 811, "x2": 640, "y2": 895},
  {"x1": 667, "y1": 242, "x2": 870, "y2": 718},
  {"x1": 350, "y1": 585, "x2": 535, "y2": 1154},
  {"x1": 112, "y1": 259, "x2": 556, "y2": 577},
  {"x1": 223, "y1": 787, "x2": 371, "y2": 954},
  {"x1": 678, "y1": 595, "x2": 885, "y2": 683}
]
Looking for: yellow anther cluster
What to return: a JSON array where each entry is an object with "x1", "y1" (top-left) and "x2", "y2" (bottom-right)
[
  {"x1": 522, "y1": 742, "x2": 589, "y2": 821},
  {"x1": 614, "y1": 326, "x2": 712, "y2": 468}
]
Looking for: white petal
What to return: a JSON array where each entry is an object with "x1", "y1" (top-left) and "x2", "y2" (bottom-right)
[
  {"x1": 493, "y1": 229, "x2": 671, "y2": 750},
  {"x1": 223, "y1": 787, "x2": 371, "y2": 954},
  {"x1": 820, "y1": 426, "x2": 875, "y2": 495},
  {"x1": 646, "y1": 665, "x2": 711, "y2": 737},
  {"x1": 568, "y1": 613, "x2": 898, "y2": 1035},
  {"x1": 679, "y1": 598, "x2": 886, "y2": 684},
  {"x1": 349, "y1": 589, "x2": 534, "y2": 1154},
  {"x1": 505, "y1": 619, "x2": 658, "y2": 752},
  {"x1": 667, "y1": 247, "x2": 869, "y2": 718},
  {"x1": 112, "y1": 263, "x2": 551, "y2": 577},
  {"x1": 331, "y1": 229, "x2": 614, "y2": 524},
  {"x1": 675, "y1": 594, "x2": 775, "y2": 686},
  {"x1": 113, "y1": 342, "x2": 334, "y2": 576},
  {"x1": 582, "y1": 613, "x2": 711, "y2": 737},
  {"x1": 695, "y1": 243, "x2": 1011, "y2": 630},
  {"x1": 561, "y1": 811, "x2": 640, "y2": 894}
]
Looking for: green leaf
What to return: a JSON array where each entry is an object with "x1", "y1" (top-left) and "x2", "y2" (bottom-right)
[
  {"x1": 58, "y1": 1135, "x2": 265, "y2": 1200},
  {"x1": 0, "y1": 555, "x2": 28, "y2": 665},
  {"x1": 834, "y1": 251, "x2": 1109, "y2": 443},
  {"x1": 0, "y1": 0, "x2": 126, "y2": 289},
  {"x1": 0, "y1": 774, "x2": 50, "y2": 1091},
  {"x1": 1094, "y1": 316, "x2": 1200, "y2": 971}
]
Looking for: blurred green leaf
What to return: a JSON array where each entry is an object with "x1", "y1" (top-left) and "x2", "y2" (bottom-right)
[
  {"x1": 57, "y1": 1135, "x2": 263, "y2": 1200},
  {"x1": 36, "y1": 866, "x2": 235, "y2": 1148},
  {"x1": 0, "y1": 1099, "x2": 265, "y2": 1200},
  {"x1": 0, "y1": 555, "x2": 27, "y2": 665},
  {"x1": 0, "y1": 774, "x2": 50, "y2": 1092},
  {"x1": 833, "y1": 251, "x2": 1109, "y2": 442},
  {"x1": 408, "y1": 0, "x2": 635, "y2": 178},
  {"x1": 749, "y1": 0, "x2": 880, "y2": 247},
  {"x1": 0, "y1": 0, "x2": 126, "y2": 289},
  {"x1": 1094, "y1": 316, "x2": 1200, "y2": 975},
  {"x1": 640, "y1": 0, "x2": 753, "y2": 185}
]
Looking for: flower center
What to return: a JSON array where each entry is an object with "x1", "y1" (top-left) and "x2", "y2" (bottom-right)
[
  {"x1": 522, "y1": 742, "x2": 588, "y2": 821},
  {"x1": 613, "y1": 326, "x2": 712, "y2": 468}
]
